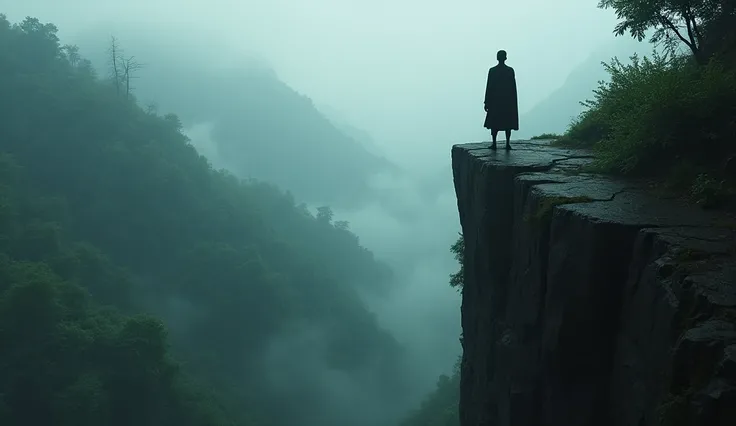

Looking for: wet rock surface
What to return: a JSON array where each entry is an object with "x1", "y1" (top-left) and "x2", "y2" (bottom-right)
[{"x1": 451, "y1": 140, "x2": 736, "y2": 426}]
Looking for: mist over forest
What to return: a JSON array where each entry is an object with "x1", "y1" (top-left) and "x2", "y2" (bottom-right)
[{"x1": 0, "y1": 1, "x2": 672, "y2": 425}]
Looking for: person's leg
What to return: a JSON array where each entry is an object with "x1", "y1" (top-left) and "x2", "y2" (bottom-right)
[
  {"x1": 505, "y1": 130, "x2": 512, "y2": 150},
  {"x1": 491, "y1": 129, "x2": 499, "y2": 149}
]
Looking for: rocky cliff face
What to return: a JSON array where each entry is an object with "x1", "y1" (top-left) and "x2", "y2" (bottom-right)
[{"x1": 451, "y1": 140, "x2": 736, "y2": 426}]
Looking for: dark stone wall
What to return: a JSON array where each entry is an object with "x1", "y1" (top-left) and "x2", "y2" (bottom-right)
[{"x1": 451, "y1": 140, "x2": 736, "y2": 426}]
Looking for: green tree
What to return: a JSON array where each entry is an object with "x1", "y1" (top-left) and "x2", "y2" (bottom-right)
[
  {"x1": 449, "y1": 234, "x2": 464, "y2": 289},
  {"x1": 598, "y1": 0, "x2": 733, "y2": 63},
  {"x1": 398, "y1": 357, "x2": 461, "y2": 426},
  {"x1": 316, "y1": 205, "x2": 334, "y2": 223}
]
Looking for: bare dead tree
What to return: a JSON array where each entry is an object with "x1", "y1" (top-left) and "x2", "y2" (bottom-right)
[
  {"x1": 106, "y1": 37, "x2": 145, "y2": 100},
  {"x1": 122, "y1": 55, "x2": 144, "y2": 99},
  {"x1": 107, "y1": 36, "x2": 122, "y2": 97}
]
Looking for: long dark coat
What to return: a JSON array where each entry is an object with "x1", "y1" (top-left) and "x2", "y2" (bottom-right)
[{"x1": 483, "y1": 64, "x2": 519, "y2": 131}]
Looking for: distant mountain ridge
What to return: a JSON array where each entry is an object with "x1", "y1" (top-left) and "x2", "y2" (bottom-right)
[
  {"x1": 317, "y1": 102, "x2": 389, "y2": 159},
  {"x1": 518, "y1": 37, "x2": 654, "y2": 138},
  {"x1": 71, "y1": 28, "x2": 393, "y2": 208}
]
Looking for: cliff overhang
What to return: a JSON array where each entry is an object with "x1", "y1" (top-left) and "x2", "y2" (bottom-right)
[{"x1": 451, "y1": 140, "x2": 736, "y2": 426}]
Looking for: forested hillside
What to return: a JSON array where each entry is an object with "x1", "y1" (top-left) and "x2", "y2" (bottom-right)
[
  {"x1": 71, "y1": 30, "x2": 392, "y2": 207},
  {"x1": 0, "y1": 14, "x2": 409, "y2": 426},
  {"x1": 398, "y1": 360, "x2": 459, "y2": 426}
]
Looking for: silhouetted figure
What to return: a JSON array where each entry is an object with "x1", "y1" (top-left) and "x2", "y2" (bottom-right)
[{"x1": 484, "y1": 50, "x2": 519, "y2": 150}]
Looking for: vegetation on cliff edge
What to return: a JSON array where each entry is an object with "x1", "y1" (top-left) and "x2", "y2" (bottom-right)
[
  {"x1": 408, "y1": 1, "x2": 736, "y2": 424},
  {"x1": 554, "y1": 0, "x2": 736, "y2": 209}
]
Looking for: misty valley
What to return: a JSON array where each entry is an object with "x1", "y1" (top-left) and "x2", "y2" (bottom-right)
[
  {"x1": 3, "y1": 0, "x2": 736, "y2": 425},
  {"x1": 0, "y1": 13, "x2": 462, "y2": 426}
]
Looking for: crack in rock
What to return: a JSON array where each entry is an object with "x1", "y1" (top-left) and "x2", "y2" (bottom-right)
[{"x1": 451, "y1": 140, "x2": 736, "y2": 426}]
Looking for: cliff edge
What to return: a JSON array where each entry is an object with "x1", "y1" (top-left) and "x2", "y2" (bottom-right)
[{"x1": 451, "y1": 140, "x2": 736, "y2": 426}]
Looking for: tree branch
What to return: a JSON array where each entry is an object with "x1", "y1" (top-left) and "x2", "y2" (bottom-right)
[
  {"x1": 687, "y1": 5, "x2": 703, "y2": 46},
  {"x1": 683, "y1": 9, "x2": 696, "y2": 47},
  {"x1": 108, "y1": 36, "x2": 122, "y2": 97},
  {"x1": 658, "y1": 14, "x2": 695, "y2": 51}
]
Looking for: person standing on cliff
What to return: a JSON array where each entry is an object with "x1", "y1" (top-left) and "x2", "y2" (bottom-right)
[{"x1": 484, "y1": 49, "x2": 519, "y2": 150}]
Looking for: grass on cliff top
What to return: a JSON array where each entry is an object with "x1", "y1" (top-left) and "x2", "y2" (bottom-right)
[
  {"x1": 534, "y1": 50, "x2": 736, "y2": 211},
  {"x1": 530, "y1": 133, "x2": 562, "y2": 141}
]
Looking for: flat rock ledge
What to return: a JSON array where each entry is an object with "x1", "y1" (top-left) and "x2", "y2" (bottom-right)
[{"x1": 451, "y1": 140, "x2": 736, "y2": 426}]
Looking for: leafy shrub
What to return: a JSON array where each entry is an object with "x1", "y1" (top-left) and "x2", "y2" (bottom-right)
[
  {"x1": 449, "y1": 234, "x2": 464, "y2": 289},
  {"x1": 530, "y1": 133, "x2": 562, "y2": 140},
  {"x1": 562, "y1": 51, "x2": 736, "y2": 176}
]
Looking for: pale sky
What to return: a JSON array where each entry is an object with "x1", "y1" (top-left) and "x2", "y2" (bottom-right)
[{"x1": 3, "y1": 0, "x2": 621, "y2": 162}]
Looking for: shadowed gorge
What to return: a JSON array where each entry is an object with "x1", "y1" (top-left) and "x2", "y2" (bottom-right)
[
  {"x1": 452, "y1": 140, "x2": 736, "y2": 426},
  {"x1": 0, "y1": 15, "x2": 415, "y2": 426}
]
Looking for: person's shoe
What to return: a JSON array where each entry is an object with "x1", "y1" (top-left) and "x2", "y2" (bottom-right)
[
  {"x1": 490, "y1": 142, "x2": 497, "y2": 150},
  {"x1": 505, "y1": 143, "x2": 511, "y2": 150}
]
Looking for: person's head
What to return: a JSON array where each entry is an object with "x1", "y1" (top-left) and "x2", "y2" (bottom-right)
[{"x1": 496, "y1": 50, "x2": 507, "y2": 63}]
